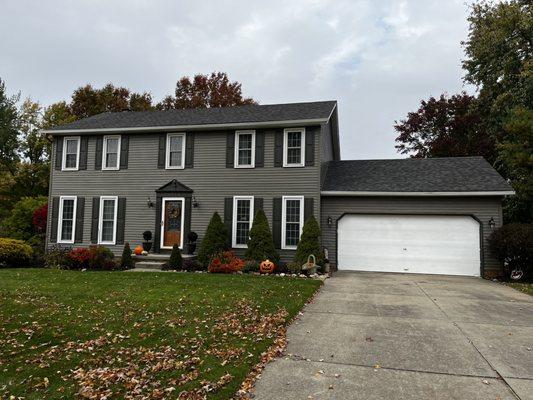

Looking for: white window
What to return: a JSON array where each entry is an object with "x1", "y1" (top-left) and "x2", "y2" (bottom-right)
[
  {"x1": 282, "y1": 196, "x2": 304, "y2": 249},
  {"x1": 166, "y1": 133, "x2": 186, "y2": 169},
  {"x1": 58, "y1": 196, "x2": 77, "y2": 244},
  {"x1": 102, "y1": 135, "x2": 121, "y2": 170},
  {"x1": 232, "y1": 196, "x2": 254, "y2": 248},
  {"x1": 234, "y1": 130, "x2": 255, "y2": 168},
  {"x1": 283, "y1": 128, "x2": 305, "y2": 167},
  {"x1": 98, "y1": 196, "x2": 118, "y2": 245},
  {"x1": 62, "y1": 136, "x2": 80, "y2": 171}
]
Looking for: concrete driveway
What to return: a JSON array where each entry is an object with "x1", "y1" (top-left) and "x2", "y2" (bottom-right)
[{"x1": 254, "y1": 272, "x2": 533, "y2": 399}]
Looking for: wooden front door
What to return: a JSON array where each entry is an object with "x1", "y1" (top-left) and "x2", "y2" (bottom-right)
[{"x1": 161, "y1": 198, "x2": 184, "y2": 249}]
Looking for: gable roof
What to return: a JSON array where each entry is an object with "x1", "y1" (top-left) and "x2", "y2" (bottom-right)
[
  {"x1": 156, "y1": 179, "x2": 193, "y2": 193},
  {"x1": 322, "y1": 157, "x2": 514, "y2": 195},
  {"x1": 44, "y1": 101, "x2": 337, "y2": 134}
]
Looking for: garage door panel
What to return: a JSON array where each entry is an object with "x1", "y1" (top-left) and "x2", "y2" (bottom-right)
[{"x1": 338, "y1": 215, "x2": 480, "y2": 276}]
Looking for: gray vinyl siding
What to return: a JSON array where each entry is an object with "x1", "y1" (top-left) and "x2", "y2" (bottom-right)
[
  {"x1": 320, "y1": 196, "x2": 504, "y2": 277},
  {"x1": 47, "y1": 126, "x2": 322, "y2": 262}
]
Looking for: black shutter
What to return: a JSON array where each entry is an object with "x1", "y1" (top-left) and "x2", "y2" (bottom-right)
[
  {"x1": 95, "y1": 137, "x2": 103, "y2": 170},
  {"x1": 274, "y1": 129, "x2": 283, "y2": 167},
  {"x1": 273, "y1": 197, "x2": 282, "y2": 249},
  {"x1": 79, "y1": 137, "x2": 89, "y2": 170},
  {"x1": 54, "y1": 138, "x2": 63, "y2": 170},
  {"x1": 185, "y1": 132, "x2": 194, "y2": 168},
  {"x1": 91, "y1": 197, "x2": 100, "y2": 244},
  {"x1": 116, "y1": 197, "x2": 126, "y2": 245},
  {"x1": 254, "y1": 197, "x2": 264, "y2": 215},
  {"x1": 184, "y1": 197, "x2": 192, "y2": 250},
  {"x1": 50, "y1": 197, "x2": 60, "y2": 242},
  {"x1": 157, "y1": 134, "x2": 166, "y2": 169},
  {"x1": 305, "y1": 129, "x2": 315, "y2": 166},
  {"x1": 120, "y1": 135, "x2": 129, "y2": 169},
  {"x1": 226, "y1": 132, "x2": 235, "y2": 168},
  {"x1": 304, "y1": 197, "x2": 314, "y2": 223},
  {"x1": 224, "y1": 197, "x2": 233, "y2": 243},
  {"x1": 255, "y1": 131, "x2": 264, "y2": 167},
  {"x1": 75, "y1": 197, "x2": 85, "y2": 243}
]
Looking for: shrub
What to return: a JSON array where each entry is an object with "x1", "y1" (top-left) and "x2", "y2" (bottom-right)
[
  {"x1": 88, "y1": 246, "x2": 115, "y2": 270},
  {"x1": 197, "y1": 212, "x2": 229, "y2": 267},
  {"x1": 489, "y1": 224, "x2": 533, "y2": 279},
  {"x1": 45, "y1": 245, "x2": 71, "y2": 268},
  {"x1": 121, "y1": 242, "x2": 134, "y2": 270},
  {"x1": 0, "y1": 238, "x2": 33, "y2": 267},
  {"x1": 243, "y1": 259, "x2": 260, "y2": 273},
  {"x1": 3, "y1": 196, "x2": 48, "y2": 241},
  {"x1": 287, "y1": 262, "x2": 302, "y2": 275},
  {"x1": 245, "y1": 208, "x2": 279, "y2": 264},
  {"x1": 27, "y1": 233, "x2": 46, "y2": 267},
  {"x1": 208, "y1": 251, "x2": 244, "y2": 273},
  {"x1": 183, "y1": 258, "x2": 201, "y2": 271},
  {"x1": 293, "y1": 216, "x2": 324, "y2": 265},
  {"x1": 168, "y1": 244, "x2": 183, "y2": 270},
  {"x1": 66, "y1": 247, "x2": 91, "y2": 269},
  {"x1": 33, "y1": 203, "x2": 48, "y2": 234}
]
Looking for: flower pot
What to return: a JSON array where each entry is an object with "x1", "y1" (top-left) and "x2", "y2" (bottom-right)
[{"x1": 142, "y1": 241, "x2": 152, "y2": 252}]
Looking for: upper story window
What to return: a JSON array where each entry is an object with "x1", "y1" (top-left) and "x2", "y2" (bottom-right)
[
  {"x1": 166, "y1": 133, "x2": 186, "y2": 169},
  {"x1": 58, "y1": 196, "x2": 77, "y2": 244},
  {"x1": 232, "y1": 196, "x2": 254, "y2": 248},
  {"x1": 62, "y1": 137, "x2": 80, "y2": 171},
  {"x1": 98, "y1": 196, "x2": 118, "y2": 245},
  {"x1": 234, "y1": 130, "x2": 255, "y2": 168},
  {"x1": 282, "y1": 195, "x2": 304, "y2": 249},
  {"x1": 102, "y1": 135, "x2": 121, "y2": 170},
  {"x1": 283, "y1": 128, "x2": 305, "y2": 167}
]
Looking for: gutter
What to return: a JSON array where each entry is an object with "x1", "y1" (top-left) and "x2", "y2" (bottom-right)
[{"x1": 320, "y1": 190, "x2": 516, "y2": 197}]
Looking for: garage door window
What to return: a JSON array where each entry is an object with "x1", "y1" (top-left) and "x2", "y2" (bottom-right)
[{"x1": 282, "y1": 196, "x2": 304, "y2": 249}]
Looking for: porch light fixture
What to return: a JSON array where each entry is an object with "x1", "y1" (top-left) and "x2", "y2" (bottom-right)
[
  {"x1": 147, "y1": 197, "x2": 154, "y2": 208},
  {"x1": 488, "y1": 217, "x2": 496, "y2": 229},
  {"x1": 192, "y1": 196, "x2": 199, "y2": 208},
  {"x1": 327, "y1": 216, "x2": 333, "y2": 227}
]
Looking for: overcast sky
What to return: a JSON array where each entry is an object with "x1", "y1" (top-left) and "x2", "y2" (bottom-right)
[{"x1": 0, "y1": 0, "x2": 474, "y2": 159}]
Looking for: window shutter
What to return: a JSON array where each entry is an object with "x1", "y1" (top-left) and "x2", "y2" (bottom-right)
[
  {"x1": 79, "y1": 137, "x2": 89, "y2": 170},
  {"x1": 255, "y1": 131, "x2": 264, "y2": 167},
  {"x1": 224, "y1": 197, "x2": 233, "y2": 243},
  {"x1": 91, "y1": 197, "x2": 100, "y2": 244},
  {"x1": 305, "y1": 130, "x2": 315, "y2": 166},
  {"x1": 254, "y1": 197, "x2": 263, "y2": 215},
  {"x1": 185, "y1": 132, "x2": 194, "y2": 168},
  {"x1": 304, "y1": 197, "x2": 314, "y2": 223},
  {"x1": 95, "y1": 137, "x2": 103, "y2": 170},
  {"x1": 54, "y1": 138, "x2": 63, "y2": 170},
  {"x1": 184, "y1": 197, "x2": 192, "y2": 250},
  {"x1": 75, "y1": 197, "x2": 85, "y2": 243},
  {"x1": 272, "y1": 197, "x2": 282, "y2": 249},
  {"x1": 120, "y1": 135, "x2": 129, "y2": 169},
  {"x1": 226, "y1": 132, "x2": 235, "y2": 168},
  {"x1": 157, "y1": 134, "x2": 166, "y2": 168},
  {"x1": 50, "y1": 197, "x2": 60, "y2": 242},
  {"x1": 274, "y1": 130, "x2": 283, "y2": 167},
  {"x1": 116, "y1": 197, "x2": 126, "y2": 245}
]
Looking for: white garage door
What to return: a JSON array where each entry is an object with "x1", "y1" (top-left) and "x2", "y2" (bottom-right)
[{"x1": 338, "y1": 214, "x2": 480, "y2": 276}]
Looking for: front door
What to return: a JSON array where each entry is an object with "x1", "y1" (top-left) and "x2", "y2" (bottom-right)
[{"x1": 161, "y1": 197, "x2": 184, "y2": 249}]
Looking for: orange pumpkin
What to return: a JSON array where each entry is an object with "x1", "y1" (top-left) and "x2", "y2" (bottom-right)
[
  {"x1": 134, "y1": 246, "x2": 143, "y2": 255},
  {"x1": 260, "y1": 259, "x2": 275, "y2": 274}
]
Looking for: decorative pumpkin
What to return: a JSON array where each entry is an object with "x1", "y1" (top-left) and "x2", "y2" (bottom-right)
[
  {"x1": 134, "y1": 246, "x2": 143, "y2": 255},
  {"x1": 260, "y1": 259, "x2": 275, "y2": 274}
]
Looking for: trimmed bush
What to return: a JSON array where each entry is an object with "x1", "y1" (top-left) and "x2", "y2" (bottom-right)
[
  {"x1": 44, "y1": 245, "x2": 71, "y2": 269},
  {"x1": 66, "y1": 247, "x2": 91, "y2": 269},
  {"x1": 121, "y1": 242, "x2": 134, "y2": 270},
  {"x1": 293, "y1": 216, "x2": 324, "y2": 265},
  {"x1": 245, "y1": 208, "x2": 279, "y2": 264},
  {"x1": 168, "y1": 243, "x2": 183, "y2": 270},
  {"x1": 489, "y1": 224, "x2": 533, "y2": 279},
  {"x1": 287, "y1": 262, "x2": 302, "y2": 275},
  {"x1": 243, "y1": 260, "x2": 260, "y2": 273},
  {"x1": 183, "y1": 258, "x2": 201, "y2": 271},
  {"x1": 88, "y1": 246, "x2": 115, "y2": 270},
  {"x1": 0, "y1": 238, "x2": 33, "y2": 267},
  {"x1": 197, "y1": 212, "x2": 229, "y2": 267},
  {"x1": 208, "y1": 250, "x2": 244, "y2": 273},
  {"x1": 3, "y1": 196, "x2": 48, "y2": 241}
]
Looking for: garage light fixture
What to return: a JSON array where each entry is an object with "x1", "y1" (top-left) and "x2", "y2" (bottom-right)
[
  {"x1": 488, "y1": 217, "x2": 496, "y2": 229},
  {"x1": 327, "y1": 216, "x2": 333, "y2": 227}
]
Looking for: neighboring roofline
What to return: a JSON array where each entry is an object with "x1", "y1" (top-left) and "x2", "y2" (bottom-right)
[
  {"x1": 321, "y1": 190, "x2": 515, "y2": 197},
  {"x1": 42, "y1": 117, "x2": 330, "y2": 135}
]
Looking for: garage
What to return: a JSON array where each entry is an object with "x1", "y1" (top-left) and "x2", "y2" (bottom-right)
[{"x1": 337, "y1": 214, "x2": 481, "y2": 276}]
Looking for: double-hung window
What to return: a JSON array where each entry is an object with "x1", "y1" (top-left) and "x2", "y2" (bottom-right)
[
  {"x1": 58, "y1": 196, "x2": 77, "y2": 243},
  {"x1": 232, "y1": 196, "x2": 254, "y2": 248},
  {"x1": 283, "y1": 128, "x2": 305, "y2": 167},
  {"x1": 98, "y1": 196, "x2": 118, "y2": 244},
  {"x1": 166, "y1": 133, "x2": 186, "y2": 169},
  {"x1": 102, "y1": 135, "x2": 121, "y2": 170},
  {"x1": 62, "y1": 137, "x2": 80, "y2": 170},
  {"x1": 282, "y1": 196, "x2": 304, "y2": 249},
  {"x1": 234, "y1": 130, "x2": 255, "y2": 168}
]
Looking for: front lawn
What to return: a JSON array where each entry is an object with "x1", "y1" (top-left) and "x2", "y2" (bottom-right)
[
  {"x1": 0, "y1": 269, "x2": 321, "y2": 399},
  {"x1": 505, "y1": 282, "x2": 533, "y2": 296}
]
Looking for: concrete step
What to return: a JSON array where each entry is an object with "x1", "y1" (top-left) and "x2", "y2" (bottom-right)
[{"x1": 134, "y1": 261, "x2": 165, "y2": 270}]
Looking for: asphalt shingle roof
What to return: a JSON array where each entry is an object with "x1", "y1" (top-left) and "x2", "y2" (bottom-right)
[
  {"x1": 322, "y1": 157, "x2": 513, "y2": 193},
  {"x1": 47, "y1": 101, "x2": 337, "y2": 131}
]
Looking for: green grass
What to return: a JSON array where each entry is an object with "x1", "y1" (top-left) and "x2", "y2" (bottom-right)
[
  {"x1": 505, "y1": 282, "x2": 533, "y2": 296},
  {"x1": 0, "y1": 269, "x2": 321, "y2": 399}
]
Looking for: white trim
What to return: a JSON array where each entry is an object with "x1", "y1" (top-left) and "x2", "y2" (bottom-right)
[
  {"x1": 234, "y1": 130, "x2": 256, "y2": 168},
  {"x1": 320, "y1": 190, "x2": 516, "y2": 197},
  {"x1": 102, "y1": 135, "x2": 121, "y2": 170},
  {"x1": 283, "y1": 128, "x2": 306, "y2": 167},
  {"x1": 232, "y1": 196, "x2": 255, "y2": 248},
  {"x1": 44, "y1": 118, "x2": 329, "y2": 135},
  {"x1": 165, "y1": 133, "x2": 186, "y2": 169},
  {"x1": 98, "y1": 196, "x2": 118, "y2": 245},
  {"x1": 57, "y1": 196, "x2": 77, "y2": 244},
  {"x1": 61, "y1": 136, "x2": 80, "y2": 171},
  {"x1": 281, "y1": 195, "x2": 304, "y2": 250},
  {"x1": 160, "y1": 197, "x2": 185, "y2": 250}
]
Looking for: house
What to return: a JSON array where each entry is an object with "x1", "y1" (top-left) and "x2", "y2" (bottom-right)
[{"x1": 43, "y1": 101, "x2": 514, "y2": 278}]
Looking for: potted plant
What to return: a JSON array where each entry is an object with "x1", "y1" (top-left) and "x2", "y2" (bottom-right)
[
  {"x1": 142, "y1": 230, "x2": 153, "y2": 252},
  {"x1": 186, "y1": 231, "x2": 198, "y2": 254}
]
